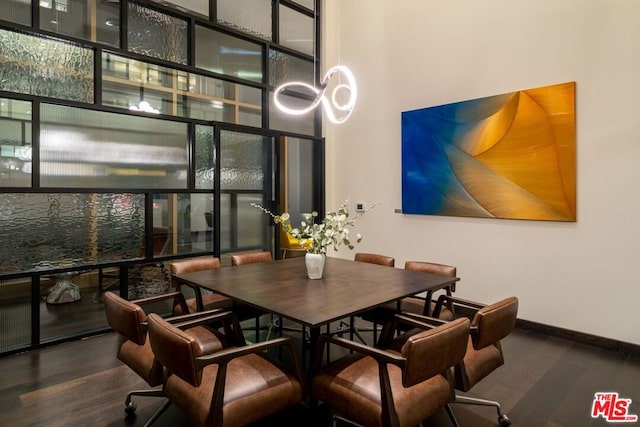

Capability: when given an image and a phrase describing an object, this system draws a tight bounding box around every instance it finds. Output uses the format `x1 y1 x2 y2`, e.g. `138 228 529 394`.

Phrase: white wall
322 0 640 345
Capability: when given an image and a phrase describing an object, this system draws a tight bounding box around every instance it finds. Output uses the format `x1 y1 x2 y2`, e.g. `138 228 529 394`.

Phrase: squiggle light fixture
273 65 358 124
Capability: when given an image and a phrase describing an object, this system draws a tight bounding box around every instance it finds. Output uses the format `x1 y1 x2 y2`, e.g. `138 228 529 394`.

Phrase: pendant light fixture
273 4 357 124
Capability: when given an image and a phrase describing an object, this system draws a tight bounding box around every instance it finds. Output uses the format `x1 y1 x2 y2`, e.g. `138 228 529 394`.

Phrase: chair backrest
231 251 273 266
400 317 469 387
404 261 456 277
147 312 205 387
471 296 518 350
170 257 221 275
354 252 395 267
104 291 147 345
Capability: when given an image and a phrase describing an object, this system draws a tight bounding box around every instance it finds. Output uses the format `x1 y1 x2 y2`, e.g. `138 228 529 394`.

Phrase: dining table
173 255 460 370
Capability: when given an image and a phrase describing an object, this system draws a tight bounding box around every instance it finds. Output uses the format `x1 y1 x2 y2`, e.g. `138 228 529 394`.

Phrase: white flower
252 201 379 254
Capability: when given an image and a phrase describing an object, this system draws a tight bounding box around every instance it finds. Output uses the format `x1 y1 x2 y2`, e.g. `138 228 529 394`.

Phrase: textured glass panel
0 29 94 103
128 3 187 65
0 277 31 353
0 98 32 187
195 124 214 190
148 0 208 18
269 49 314 96
39 0 119 47
0 0 32 26
269 91 315 135
279 5 314 56
236 193 263 248
153 193 213 255
217 0 271 40
220 130 266 190
40 104 188 189
195 25 263 83
0 193 145 274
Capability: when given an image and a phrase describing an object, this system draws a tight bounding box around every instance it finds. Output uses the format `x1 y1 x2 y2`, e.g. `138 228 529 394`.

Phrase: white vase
305 253 326 279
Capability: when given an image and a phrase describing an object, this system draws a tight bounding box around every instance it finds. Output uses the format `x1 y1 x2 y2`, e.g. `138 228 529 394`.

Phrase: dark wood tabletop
173 256 459 328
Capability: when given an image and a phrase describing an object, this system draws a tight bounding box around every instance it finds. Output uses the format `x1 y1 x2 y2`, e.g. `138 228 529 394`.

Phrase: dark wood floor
0 322 638 427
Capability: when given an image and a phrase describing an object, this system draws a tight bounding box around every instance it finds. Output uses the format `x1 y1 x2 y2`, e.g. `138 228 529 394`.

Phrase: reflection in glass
219 193 265 252
195 124 214 190
0 29 94 103
220 130 266 191
290 0 314 10
40 104 188 189
0 193 145 274
195 25 263 83
152 193 213 255
269 91 315 135
236 193 264 248
128 3 187 65
238 107 262 128
0 0 32 26
148 0 208 18
285 137 314 220
39 0 120 47
279 4 314 56
102 53 262 125
217 0 271 40
40 267 110 343
0 98 32 187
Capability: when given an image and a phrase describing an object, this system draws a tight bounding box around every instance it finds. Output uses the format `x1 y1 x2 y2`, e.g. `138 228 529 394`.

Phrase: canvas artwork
401 81 576 221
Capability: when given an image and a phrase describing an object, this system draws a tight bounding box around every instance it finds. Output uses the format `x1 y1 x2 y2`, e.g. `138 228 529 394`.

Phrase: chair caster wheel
499 415 511 426
124 402 137 416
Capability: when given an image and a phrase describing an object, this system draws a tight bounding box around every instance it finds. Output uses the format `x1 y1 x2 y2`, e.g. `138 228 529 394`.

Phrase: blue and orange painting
401 82 576 221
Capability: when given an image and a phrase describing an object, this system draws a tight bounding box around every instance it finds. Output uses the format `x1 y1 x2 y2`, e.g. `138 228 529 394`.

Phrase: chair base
124 389 172 427
452 394 511 426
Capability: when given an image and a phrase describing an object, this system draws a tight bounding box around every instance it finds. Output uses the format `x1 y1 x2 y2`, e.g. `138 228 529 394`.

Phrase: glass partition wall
0 0 322 355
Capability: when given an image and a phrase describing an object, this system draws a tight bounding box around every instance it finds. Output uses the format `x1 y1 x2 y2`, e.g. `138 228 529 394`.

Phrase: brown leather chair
336 252 396 344
401 261 457 319
354 252 395 267
403 296 519 427
103 291 229 425
229 251 276 340
449 296 518 427
169 257 232 314
146 312 305 427
365 261 458 335
230 250 273 266
312 315 470 427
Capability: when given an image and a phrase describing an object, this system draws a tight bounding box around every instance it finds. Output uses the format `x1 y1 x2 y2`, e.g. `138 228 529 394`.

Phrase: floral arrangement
252 201 379 255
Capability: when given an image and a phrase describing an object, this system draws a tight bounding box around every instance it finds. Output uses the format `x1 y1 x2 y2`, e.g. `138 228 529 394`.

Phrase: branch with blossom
252 200 380 255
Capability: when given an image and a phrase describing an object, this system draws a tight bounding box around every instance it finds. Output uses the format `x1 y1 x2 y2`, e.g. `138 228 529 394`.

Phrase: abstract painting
401 82 576 221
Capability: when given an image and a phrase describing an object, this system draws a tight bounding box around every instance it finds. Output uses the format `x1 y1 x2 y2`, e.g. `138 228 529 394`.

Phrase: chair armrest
318 334 406 368
196 336 306 387
376 313 445 348
132 291 189 315
433 295 486 319
395 313 446 328
172 310 245 346
131 291 185 306
170 309 234 328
